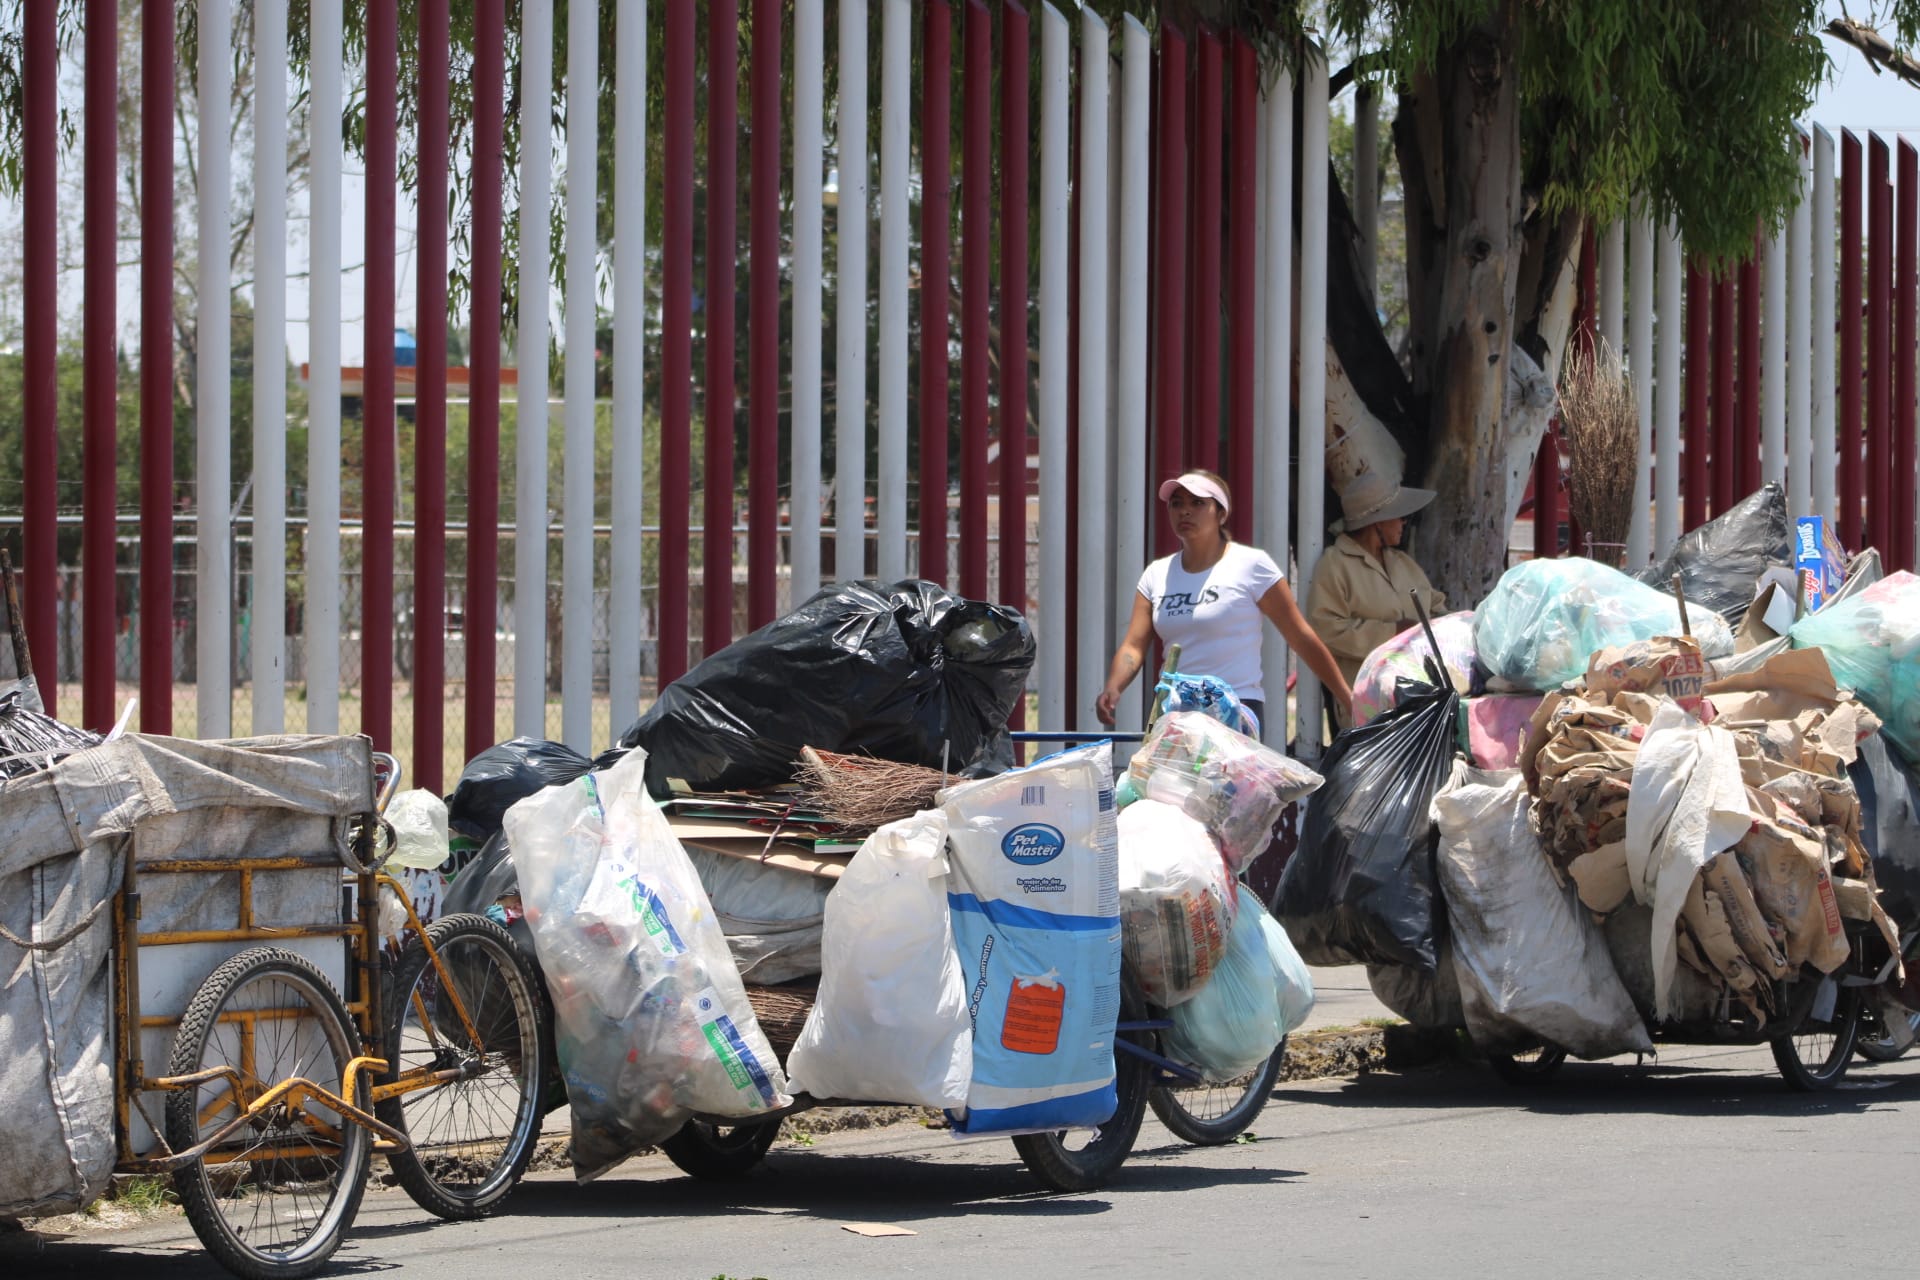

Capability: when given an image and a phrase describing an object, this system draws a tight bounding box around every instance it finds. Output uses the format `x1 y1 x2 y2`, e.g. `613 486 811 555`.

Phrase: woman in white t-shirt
1095 470 1353 730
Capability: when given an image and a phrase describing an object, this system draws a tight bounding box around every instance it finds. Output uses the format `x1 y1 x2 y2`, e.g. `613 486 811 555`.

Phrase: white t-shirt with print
1135 542 1284 703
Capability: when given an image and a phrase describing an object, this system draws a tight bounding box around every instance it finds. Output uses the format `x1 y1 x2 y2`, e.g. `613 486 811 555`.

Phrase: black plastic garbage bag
440 829 536 955
1272 684 1460 972
1634 482 1790 624
1849 732 1920 932
619 579 1034 794
445 737 593 841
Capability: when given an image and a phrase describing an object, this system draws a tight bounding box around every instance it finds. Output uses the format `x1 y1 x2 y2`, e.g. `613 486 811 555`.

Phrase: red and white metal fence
3 5 1918 790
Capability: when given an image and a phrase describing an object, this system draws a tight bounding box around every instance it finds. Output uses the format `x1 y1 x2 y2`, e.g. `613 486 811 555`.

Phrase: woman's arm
1095 593 1157 726
1258 580 1355 721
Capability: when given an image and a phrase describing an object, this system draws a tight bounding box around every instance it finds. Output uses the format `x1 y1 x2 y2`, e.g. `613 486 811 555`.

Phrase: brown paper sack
1738 820 1850 974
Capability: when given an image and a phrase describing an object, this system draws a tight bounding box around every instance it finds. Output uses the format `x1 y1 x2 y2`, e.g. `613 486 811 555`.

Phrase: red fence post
1841 129 1865 550
466 0 504 763
1684 262 1711 533
21 0 57 711
704 0 739 659
659 2 695 686
1226 36 1257 545
413 0 449 792
1152 24 1189 557
1711 273 1736 517
1738 232 1762 501
999 2 1030 634
1898 139 1919 574
82 0 117 733
960 0 991 600
1868 133 1894 558
748 0 782 630
919 2 954 589
1186 30 1223 475
140 0 173 733
363 0 397 752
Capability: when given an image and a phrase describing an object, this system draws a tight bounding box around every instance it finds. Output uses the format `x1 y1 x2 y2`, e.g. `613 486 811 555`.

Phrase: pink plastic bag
1462 694 1544 771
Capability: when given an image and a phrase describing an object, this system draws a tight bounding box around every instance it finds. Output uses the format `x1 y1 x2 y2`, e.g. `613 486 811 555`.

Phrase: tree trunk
1415 8 1530 607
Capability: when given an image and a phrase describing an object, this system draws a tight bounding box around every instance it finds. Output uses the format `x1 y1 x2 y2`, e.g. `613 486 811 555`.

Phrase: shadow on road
1276 1057 1920 1121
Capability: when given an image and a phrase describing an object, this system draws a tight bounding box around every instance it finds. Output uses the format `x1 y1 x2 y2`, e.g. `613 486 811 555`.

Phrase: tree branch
1824 18 1920 89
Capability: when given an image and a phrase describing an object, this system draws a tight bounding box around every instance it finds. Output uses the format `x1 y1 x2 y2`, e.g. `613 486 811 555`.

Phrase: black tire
1488 1044 1569 1087
1773 983 1862 1091
1855 1007 1920 1063
166 947 372 1280
377 914 549 1220
1148 1040 1285 1145
1012 989 1153 1193
660 1118 782 1180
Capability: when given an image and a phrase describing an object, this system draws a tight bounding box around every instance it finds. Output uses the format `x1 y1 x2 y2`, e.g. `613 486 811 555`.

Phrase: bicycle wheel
1148 1040 1285 1145
1855 1007 1920 1063
377 914 549 1220
1772 984 1862 1091
165 947 372 1280
1012 989 1153 1193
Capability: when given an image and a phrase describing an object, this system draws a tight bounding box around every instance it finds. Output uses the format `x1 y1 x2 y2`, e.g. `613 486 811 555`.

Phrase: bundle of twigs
793 746 949 835
1558 338 1642 566
0 691 101 780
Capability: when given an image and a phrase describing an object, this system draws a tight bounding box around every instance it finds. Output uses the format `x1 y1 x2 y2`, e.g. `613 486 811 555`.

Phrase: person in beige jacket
1306 472 1448 729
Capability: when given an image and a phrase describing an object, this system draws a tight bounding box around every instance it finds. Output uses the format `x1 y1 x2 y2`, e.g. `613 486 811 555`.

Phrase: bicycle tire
377 913 550 1220
165 947 372 1280
1012 988 1152 1193
1772 984 1862 1092
1148 1040 1285 1145
1855 1007 1920 1063
1488 1044 1568 1087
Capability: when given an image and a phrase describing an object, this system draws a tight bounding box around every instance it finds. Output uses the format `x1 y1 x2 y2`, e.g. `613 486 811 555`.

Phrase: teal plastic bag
1790 570 1920 764
1164 885 1315 1081
1473 557 1732 692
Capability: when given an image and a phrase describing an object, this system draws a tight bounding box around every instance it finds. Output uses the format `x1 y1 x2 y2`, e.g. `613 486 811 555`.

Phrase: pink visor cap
1157 472 1231 515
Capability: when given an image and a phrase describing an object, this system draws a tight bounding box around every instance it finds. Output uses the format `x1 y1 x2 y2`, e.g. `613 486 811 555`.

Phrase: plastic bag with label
1790 570 1920 763
1125 712 1324 871
505 747 791 1181
1116 799 1236 1007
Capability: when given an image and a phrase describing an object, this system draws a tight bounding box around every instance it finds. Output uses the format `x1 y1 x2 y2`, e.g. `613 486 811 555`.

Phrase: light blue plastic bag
1473 557 1733 692
941 742 1122 1135
1164 884 1315 1082
1790 570 1920 763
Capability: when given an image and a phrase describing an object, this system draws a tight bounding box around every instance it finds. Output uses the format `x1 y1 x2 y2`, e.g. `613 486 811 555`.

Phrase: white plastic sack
685 845 832 984
1116 799 1236 1006
1434 773 1652 1058
1623 703 1752 1021
1164 884 1315 1081
505 748 791 1181
941 741 1122 1135
385 788 451 869
785 811 972 1108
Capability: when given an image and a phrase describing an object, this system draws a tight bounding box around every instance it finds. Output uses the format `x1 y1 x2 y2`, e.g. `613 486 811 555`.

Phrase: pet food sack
785 810 973 1108
940 742 1122 1135
1117 799 1237 1006
506 748 791 1181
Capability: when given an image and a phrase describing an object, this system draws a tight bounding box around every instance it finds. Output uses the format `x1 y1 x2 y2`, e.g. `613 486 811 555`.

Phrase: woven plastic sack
1353 611 1479 727
1790 570 1920 764
1156 672 1259 736
940 741 1122 1135
1473 557 1733 693
1117 799 1236 1006
505 747 791 1181
1164 884 1316 1081
1125 712 1324 871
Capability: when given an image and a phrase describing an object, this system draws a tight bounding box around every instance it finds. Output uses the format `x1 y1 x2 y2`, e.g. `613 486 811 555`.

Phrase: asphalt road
13 1043 1918 1280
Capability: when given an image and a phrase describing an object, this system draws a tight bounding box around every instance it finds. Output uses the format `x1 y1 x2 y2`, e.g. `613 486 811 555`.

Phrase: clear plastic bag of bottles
504 748 791 1181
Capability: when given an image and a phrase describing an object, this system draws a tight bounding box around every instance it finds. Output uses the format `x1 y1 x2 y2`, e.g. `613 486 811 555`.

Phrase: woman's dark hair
1185 467 1232 541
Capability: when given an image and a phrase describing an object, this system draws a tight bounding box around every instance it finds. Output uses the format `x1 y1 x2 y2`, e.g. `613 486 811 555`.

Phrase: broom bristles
793 746 950 834
1558 337 1641 563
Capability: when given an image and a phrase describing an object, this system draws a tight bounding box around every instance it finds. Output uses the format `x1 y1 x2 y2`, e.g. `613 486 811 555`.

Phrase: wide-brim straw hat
1336 472 1436 531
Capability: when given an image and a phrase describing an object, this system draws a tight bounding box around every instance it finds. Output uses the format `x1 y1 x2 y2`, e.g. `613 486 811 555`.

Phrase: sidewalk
1300 964 1397 1033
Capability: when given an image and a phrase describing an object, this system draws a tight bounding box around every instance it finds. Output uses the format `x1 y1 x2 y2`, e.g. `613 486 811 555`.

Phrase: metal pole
143 0 176 733
703 0 738 660
1038 1 1069 736
751 0 787 620
1186 30 1223 475
1814 128 1839 524
363 0 396 750
1296 46 1330 760
469 0 507 760
1000 1 1031 635
1654 219 1683 554
1152 24 1189 557
198 0 234 738
416 0 450 785
1076 6 1112 738
1627 206 1655 567
791 0 826 601
1788 137 1813 522
1226 36 1257 542
658 1 693 685
1111 17 1151 733
959 0 991 600
918 2 954 590
82 0 117 734
1257 64 1295 752
835 0 870 582
874 0 910 588
21 0 57 715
